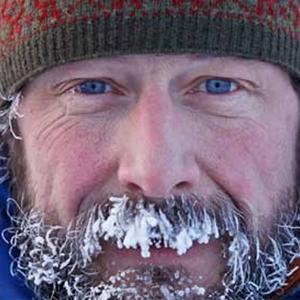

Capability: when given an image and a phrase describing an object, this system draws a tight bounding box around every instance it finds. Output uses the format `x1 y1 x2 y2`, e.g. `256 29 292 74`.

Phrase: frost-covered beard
4 193 300 300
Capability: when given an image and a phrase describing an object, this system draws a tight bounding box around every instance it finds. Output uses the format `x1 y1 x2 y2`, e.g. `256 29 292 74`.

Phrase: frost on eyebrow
3 195 300 300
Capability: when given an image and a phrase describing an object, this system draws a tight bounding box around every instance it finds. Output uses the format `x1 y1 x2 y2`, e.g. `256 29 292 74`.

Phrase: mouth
101 236 227 266
99 236 227 287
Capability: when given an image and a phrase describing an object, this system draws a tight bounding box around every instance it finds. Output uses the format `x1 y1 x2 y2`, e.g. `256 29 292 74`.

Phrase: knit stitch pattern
0 0 300 94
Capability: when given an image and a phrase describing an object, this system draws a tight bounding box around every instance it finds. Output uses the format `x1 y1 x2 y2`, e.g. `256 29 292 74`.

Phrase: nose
117 90 199 198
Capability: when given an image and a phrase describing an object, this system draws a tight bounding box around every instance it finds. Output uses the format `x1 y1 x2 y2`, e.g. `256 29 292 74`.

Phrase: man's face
13 54 300 298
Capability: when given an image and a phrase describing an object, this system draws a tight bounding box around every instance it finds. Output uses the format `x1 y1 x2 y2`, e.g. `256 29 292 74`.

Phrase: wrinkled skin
16 54 299 294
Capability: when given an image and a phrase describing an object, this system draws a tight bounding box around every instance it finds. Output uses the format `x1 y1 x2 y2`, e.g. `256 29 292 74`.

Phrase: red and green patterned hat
0 0 300 95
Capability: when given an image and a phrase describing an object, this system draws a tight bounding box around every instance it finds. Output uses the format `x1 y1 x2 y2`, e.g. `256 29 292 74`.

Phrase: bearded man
1 0 300 299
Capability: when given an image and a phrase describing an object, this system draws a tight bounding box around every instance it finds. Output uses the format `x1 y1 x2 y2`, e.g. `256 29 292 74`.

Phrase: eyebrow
100 53 214 63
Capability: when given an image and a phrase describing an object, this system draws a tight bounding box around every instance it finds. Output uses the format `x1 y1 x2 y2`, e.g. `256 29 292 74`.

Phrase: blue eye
200 79 237 95
77 81 112 95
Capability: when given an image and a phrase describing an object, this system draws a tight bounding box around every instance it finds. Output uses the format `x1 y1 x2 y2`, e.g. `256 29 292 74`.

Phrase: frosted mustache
78 194 244 265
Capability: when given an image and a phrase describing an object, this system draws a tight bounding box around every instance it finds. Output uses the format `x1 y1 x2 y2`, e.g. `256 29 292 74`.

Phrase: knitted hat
0 0 300 96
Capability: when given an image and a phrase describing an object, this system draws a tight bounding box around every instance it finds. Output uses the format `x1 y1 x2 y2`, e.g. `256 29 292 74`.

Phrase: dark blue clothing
282 286 300 299
0 183 33 300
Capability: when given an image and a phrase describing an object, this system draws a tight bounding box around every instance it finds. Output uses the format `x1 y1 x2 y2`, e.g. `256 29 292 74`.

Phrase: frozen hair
4 194 300 300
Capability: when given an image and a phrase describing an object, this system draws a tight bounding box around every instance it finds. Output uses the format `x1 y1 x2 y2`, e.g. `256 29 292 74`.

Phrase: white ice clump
172 229 193 255
81 195 227 259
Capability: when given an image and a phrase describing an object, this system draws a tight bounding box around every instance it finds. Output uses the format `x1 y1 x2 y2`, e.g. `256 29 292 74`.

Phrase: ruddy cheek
53 144 119 224
207 129 270 202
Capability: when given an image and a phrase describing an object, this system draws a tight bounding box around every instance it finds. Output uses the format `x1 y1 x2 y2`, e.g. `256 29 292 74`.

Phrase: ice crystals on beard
82 195 227 259
101 196 128 242
172 229 193 255
81 207 104 267
9 194 300 300
6 208 74 287
123 202 159 258
227 232 251 287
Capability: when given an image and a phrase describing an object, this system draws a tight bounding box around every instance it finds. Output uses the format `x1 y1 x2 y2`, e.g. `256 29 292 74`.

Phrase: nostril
126 182 143 193
174 181 192 191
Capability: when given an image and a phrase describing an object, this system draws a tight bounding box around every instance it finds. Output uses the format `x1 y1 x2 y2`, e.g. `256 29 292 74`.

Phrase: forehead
29 54 290 87
43 53 280 71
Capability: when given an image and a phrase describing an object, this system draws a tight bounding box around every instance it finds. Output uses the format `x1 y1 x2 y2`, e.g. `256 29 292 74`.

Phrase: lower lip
100 239 227 288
